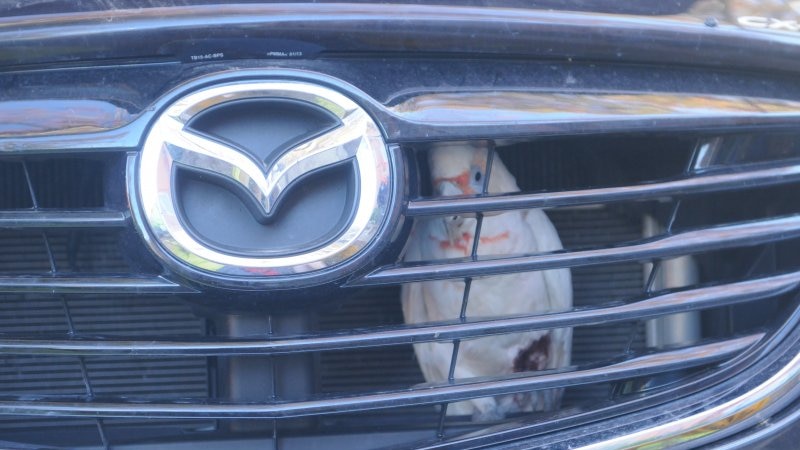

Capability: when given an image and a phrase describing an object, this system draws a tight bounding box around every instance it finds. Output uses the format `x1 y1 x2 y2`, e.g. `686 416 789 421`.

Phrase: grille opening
497 137 694 192
314 288 425 393
413 136 695 198
316 286 404 329
316 345 423 394
45 230 129 273
24 157 105 208
700 239 800 338
672 183 800 231
0 295 72 334
0 154 138 279
549 206 645 249
703 289 800 343
0 230 133 275
699 132 800 169
0 231 51 274
659 238 800 292
0 355 209 398
0 294 206 336
0 355 87 395
84 356 209 397
65 295 208 336
0 161 32 209
0 154 125 213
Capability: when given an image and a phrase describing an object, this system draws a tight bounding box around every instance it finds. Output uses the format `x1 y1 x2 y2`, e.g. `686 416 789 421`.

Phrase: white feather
401 142 572 419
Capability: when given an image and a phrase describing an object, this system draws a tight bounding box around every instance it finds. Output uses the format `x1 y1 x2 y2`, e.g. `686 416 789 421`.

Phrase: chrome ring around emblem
135 80 392 283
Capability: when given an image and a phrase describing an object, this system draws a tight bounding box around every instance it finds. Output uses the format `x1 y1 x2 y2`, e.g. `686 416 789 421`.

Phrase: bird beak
435 180 463 197
434 181 467 244
436 177 505 217
444 214 465 245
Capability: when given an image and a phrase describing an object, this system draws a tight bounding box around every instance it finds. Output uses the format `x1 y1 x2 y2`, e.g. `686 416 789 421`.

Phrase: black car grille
2 84 800 448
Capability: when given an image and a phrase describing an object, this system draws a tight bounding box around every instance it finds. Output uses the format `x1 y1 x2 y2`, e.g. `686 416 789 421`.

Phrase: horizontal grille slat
0 271 793 356
405 161 800 216
355 214 800 285
0 276 195 294
0 334 760 419
0 210 129 229
387 91 800 141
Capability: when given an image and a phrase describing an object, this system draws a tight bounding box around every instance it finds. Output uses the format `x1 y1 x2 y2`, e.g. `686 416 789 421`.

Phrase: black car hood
1 0 703 17
2 1 800 74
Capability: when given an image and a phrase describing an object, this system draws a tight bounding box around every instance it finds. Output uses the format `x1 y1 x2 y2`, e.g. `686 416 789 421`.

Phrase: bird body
401 142 572 420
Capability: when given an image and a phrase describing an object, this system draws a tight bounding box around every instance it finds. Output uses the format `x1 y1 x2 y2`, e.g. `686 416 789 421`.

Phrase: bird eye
474 171 482 182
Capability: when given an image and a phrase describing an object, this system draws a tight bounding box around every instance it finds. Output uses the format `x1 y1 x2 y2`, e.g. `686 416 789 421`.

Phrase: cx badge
134 79 394 288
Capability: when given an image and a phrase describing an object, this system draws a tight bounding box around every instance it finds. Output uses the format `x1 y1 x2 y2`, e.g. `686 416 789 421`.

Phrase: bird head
427 141 520 197
425 142 522 250
428 141 489 198
426 142 490 248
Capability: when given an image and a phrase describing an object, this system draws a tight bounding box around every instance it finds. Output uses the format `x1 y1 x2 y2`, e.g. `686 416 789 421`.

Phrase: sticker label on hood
738 16 800 32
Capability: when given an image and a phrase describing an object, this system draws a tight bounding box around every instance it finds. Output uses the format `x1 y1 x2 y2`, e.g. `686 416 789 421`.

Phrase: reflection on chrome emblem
135 80 392 284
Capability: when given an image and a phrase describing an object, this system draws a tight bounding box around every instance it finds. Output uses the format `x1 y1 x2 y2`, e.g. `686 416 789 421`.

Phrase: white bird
401 142 573 420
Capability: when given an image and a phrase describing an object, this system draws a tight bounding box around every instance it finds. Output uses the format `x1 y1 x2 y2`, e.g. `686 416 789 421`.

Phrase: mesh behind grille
0 157 212 445
316 287 426 393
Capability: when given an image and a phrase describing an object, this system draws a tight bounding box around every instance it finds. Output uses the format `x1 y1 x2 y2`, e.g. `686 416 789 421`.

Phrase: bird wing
522 208 573 369
400 221 450 383
399 222 426 323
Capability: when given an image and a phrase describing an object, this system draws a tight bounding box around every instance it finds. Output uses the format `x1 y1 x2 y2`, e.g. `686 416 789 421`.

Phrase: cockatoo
401 142 572 421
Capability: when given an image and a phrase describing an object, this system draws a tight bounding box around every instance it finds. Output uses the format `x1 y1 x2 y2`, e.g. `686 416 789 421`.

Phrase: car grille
3 74 800 448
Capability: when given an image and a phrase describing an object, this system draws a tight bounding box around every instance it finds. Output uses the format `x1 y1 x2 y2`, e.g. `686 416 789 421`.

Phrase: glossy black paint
1 2 800 75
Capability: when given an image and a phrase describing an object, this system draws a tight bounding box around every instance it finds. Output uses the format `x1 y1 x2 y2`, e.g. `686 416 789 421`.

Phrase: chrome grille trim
0 100 134 139
4 88 800 153
577 341 800 450
0 334 761 419
356 214 800 285
0 128 140 154
0 272 794 356
0 276 194 294
387 92 800 141
0 211 128 229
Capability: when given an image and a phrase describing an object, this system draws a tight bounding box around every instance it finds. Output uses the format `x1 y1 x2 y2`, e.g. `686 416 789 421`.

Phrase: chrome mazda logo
134 79 393 286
